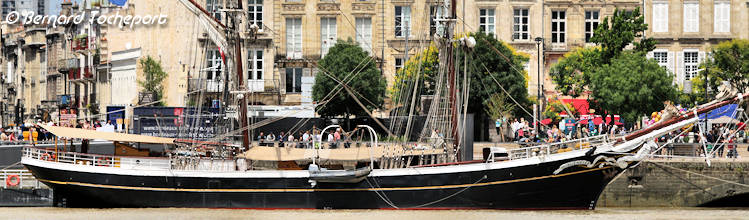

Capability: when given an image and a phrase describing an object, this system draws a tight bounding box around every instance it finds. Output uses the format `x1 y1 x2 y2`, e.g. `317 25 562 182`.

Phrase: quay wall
0 189 51 207
598 159 749 207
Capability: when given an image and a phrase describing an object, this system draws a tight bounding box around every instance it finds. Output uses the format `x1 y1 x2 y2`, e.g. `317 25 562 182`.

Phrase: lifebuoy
97 157 111 166
41 153 55 161
6 175 20 187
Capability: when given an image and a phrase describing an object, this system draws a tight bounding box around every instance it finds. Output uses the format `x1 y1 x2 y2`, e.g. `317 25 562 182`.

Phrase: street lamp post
704 64 709 133
535 37 543 133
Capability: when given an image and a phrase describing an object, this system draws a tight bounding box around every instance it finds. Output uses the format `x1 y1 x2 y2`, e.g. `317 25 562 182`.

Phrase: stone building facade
1 0 749 125
644 0 749 91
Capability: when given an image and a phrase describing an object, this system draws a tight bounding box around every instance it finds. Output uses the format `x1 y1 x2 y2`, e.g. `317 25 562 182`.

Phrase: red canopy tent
614 115 624 125
540 118 552 125
558 99 591 116
593 116 603 125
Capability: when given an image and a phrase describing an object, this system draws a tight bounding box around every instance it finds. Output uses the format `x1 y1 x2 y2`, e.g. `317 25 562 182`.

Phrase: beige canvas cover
240 146 445 161
40 124 175 144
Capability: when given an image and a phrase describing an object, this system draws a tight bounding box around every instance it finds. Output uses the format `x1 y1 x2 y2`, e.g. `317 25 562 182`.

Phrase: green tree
138 56 168 106
543 96 577 123
485 93 514 142
591 7 655 62
313 39 387 117
485 93 514 122
390 45 439 104
549 47 602 97
553 8 655 97
701 39 749 94
589 53 679 122
461 32 531 118
550 7 677 123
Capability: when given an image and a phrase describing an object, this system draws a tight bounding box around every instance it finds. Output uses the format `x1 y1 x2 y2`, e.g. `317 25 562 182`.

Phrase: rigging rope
480 64 551 130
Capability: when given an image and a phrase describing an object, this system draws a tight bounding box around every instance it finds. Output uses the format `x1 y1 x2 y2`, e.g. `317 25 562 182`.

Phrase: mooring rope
650 162 749 188
364 175 488 209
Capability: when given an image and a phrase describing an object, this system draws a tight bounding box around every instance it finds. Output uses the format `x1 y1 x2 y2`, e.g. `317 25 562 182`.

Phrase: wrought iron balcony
188 78 223 93
58 58 79 72
68 67 93 81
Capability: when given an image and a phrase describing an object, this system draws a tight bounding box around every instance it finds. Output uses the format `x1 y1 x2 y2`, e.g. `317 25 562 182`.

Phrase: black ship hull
23 153 623 209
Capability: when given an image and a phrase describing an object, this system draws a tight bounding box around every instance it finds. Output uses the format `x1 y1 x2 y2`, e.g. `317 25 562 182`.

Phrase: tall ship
18 0 747 209
20 93 747 209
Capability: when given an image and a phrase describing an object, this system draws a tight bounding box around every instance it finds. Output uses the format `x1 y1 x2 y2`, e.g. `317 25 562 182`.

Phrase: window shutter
286 19 293 59
652 5 659 32
662 4 669 32
404 7 411 36
684 3 699 33
281 69 287 93
714 4 720 33
720 3 730 33
698 51 706 64
683 5 689 32
677 52 684 85
647 51 654 59
667 51 675 75
295 19 302 59
653 3 669 33
692 4 699 33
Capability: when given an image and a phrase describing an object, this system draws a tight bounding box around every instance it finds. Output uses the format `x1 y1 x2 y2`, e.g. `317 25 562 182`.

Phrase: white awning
710 116 740 124
40 125 175 144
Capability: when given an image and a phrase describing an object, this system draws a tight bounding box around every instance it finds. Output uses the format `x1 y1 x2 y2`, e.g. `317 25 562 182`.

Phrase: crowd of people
0 123 53 143
256 127 364 149
498 114 747 159
657 123 746 159
0 119 118 143
504 117 630 144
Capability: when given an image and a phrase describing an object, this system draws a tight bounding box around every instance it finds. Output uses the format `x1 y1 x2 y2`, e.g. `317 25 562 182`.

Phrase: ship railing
254 140 379 149
508 135 612 160
22 147 171 170
254 140 447 150
0 169 42 189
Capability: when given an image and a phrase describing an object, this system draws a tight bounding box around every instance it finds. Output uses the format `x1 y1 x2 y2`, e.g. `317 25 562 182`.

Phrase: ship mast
180 0 249 149
446 0 460 160
229 0 250 150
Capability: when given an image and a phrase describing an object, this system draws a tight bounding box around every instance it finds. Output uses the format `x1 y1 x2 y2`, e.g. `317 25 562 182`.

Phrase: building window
356 17 373 53
684 51 698 80
2 0 16 19
286 18 302 59
551 10 566 43
584 10 599 43
653 51 668 69
652 2 669 33
206 0 222 21
395 6 411 37
714 2 730 33
286 68 303 93
206 49 223 81
321 17 337 58
37 0 44 15
247 0 263 30
683 3 699 33
247 49 263 80
395 58 404 73
479 8 495 35
513 8 529 40
430 5 445 36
